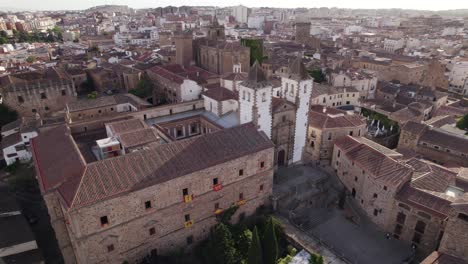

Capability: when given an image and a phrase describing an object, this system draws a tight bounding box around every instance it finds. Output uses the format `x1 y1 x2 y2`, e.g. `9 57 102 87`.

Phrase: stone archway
277 149 286 166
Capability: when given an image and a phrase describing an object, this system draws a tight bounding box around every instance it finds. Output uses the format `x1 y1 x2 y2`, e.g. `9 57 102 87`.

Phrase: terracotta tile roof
241 61 269 89
308 109 366 129
42 123 273 210
396 184 452 219
401 121 427 136
419 126 468 154
222 72 247 81
31 125 86 194
425 115 458 128
335 136 412 186
202 86 237 101
118 128 160 149
406 158 456 193
106 119 147 135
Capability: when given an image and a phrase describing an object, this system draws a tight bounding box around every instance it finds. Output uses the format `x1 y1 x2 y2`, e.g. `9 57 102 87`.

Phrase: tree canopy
262 217 278 264
247 226 263 264
308 69 326 83
456 114 468 131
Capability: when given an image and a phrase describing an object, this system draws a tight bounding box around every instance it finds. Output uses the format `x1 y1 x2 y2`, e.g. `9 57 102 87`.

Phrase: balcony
183 194 193 203
184 220 194 228
212 183 223 192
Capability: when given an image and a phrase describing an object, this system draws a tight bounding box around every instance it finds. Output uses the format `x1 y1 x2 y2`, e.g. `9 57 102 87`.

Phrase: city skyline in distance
0 0 468 12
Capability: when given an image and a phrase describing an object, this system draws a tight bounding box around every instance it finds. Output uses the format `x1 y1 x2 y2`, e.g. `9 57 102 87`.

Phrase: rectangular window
239 169 244 176
183 188 188 196
412 232 422 244
213 178 218 185
373 193 378 198
107 244 114 252
260 161 265 168
394 224 403 235
185 214 190 222
186 235 194 245
259 184 264 191
145 201 152 209
396 212 406 224
214 203 219 210
100 216 109 226
373 209 378 216
415 221 426 234
18 96 24 103
40 92 47 99
239 193 244 200
149 227 156 235
61 90 66 96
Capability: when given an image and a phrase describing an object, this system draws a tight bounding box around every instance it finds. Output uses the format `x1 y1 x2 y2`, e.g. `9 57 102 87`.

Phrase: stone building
87 63 142 94
32 123 275 264
332 136 468 257
65 94 151 123
332 136 413 229
294 22 321 49
305 106 366 164
329 69 378 99
238 58 313 165
398 121 468 167
174 31 193 68
310 83 360 108
195 39 251 75
147 64 218 104
437 201 468 262
0 68 77 117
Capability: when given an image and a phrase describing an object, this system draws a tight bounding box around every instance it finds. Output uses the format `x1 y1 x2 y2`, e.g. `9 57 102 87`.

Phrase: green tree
26 56 36 63
456 114 468 130
308 69 325 83
262 217 278 264
129 78 153 99
236 228 252 260
309 253 324 264
241 38 265 65
247 226 263 264
211 223 241 264
0 104 18 129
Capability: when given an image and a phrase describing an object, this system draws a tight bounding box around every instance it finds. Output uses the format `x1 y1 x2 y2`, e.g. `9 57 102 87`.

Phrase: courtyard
274 165 413 264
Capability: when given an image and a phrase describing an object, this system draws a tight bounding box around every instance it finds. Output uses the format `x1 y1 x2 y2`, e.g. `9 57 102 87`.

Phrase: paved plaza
274 165 413 264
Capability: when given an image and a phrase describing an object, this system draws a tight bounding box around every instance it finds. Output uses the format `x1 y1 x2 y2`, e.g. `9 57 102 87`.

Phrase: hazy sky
0 0 467 11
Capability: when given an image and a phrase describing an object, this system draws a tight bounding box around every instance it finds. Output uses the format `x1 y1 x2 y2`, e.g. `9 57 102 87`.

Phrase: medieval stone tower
239 61 273 139
295 22 311 44
279 57 313 163
174 30 193 68
207 16 225 41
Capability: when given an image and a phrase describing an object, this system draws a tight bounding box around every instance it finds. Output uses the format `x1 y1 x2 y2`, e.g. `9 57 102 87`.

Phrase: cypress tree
262 217 278 264
247 226 263 264
212 223 240 264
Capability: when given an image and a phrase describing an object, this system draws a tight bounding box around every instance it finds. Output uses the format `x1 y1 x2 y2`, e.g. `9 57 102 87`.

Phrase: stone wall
3 81 77 117
61 148 274 264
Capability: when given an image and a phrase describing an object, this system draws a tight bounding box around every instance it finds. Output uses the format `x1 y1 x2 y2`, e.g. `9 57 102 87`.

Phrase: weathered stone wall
3 81 77 117
62 148 274 264
439 209 468 262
